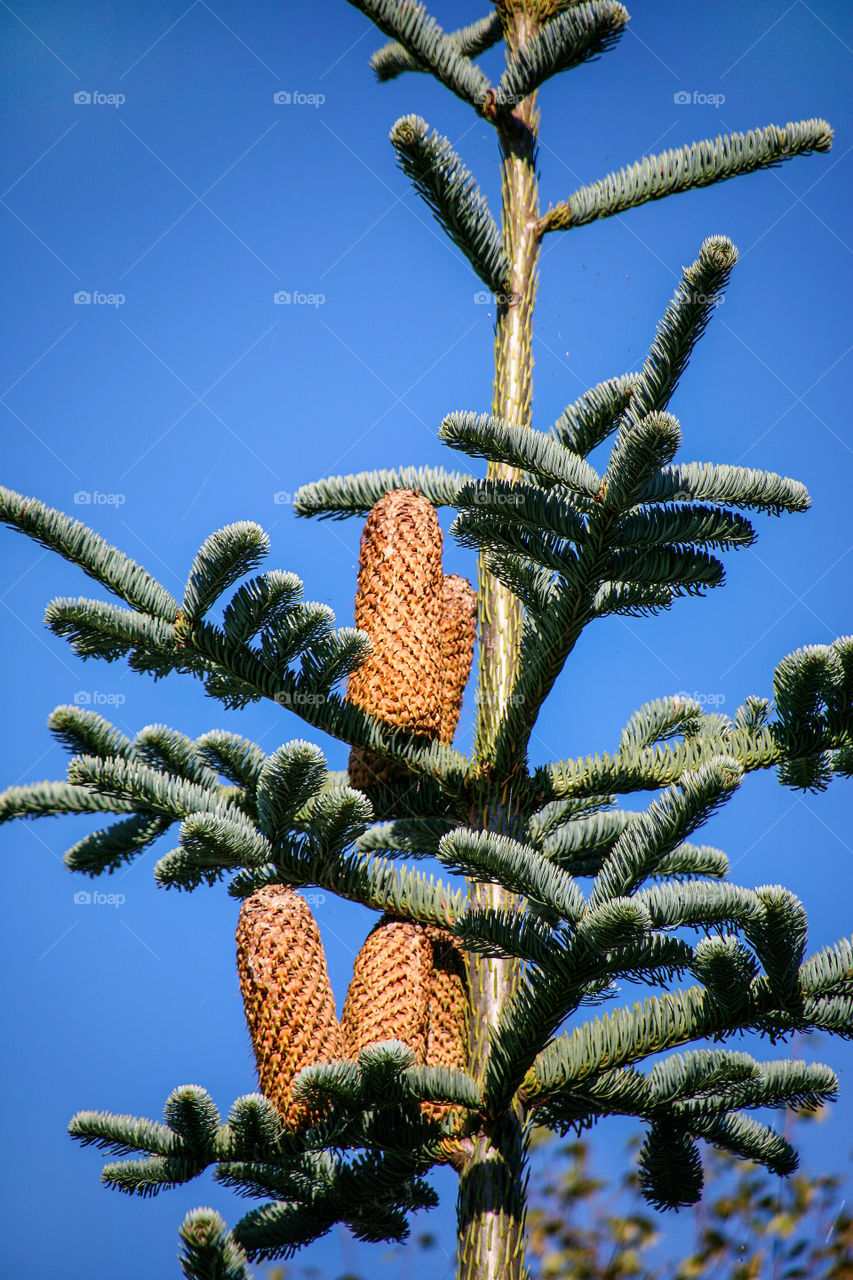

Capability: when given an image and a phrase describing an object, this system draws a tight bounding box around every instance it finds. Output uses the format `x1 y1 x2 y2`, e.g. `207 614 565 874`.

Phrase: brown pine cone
236 886 341 1130
341 916 469 1131
340 916 433 1060
438 574 478 744
347 488 444 736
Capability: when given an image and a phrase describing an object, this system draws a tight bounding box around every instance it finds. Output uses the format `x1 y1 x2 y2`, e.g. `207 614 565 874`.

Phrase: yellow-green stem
463 4 543 1278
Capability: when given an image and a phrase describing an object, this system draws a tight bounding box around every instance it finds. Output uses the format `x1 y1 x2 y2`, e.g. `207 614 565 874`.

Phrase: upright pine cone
347 489 444 788
424 925 469 1074
236 886 341 1130
341 916 469 1128
438 574 478 744
340 916 433 1059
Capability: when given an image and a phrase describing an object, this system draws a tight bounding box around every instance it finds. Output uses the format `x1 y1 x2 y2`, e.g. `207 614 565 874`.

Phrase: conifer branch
344 0 491 110
543 674 851 797
495 2 629 109
390 116 509 293
438 828 585 922
178 1210 253 1280
690 1112 797 1177
154 814 274 891
66 755 256 829
69 1109 184 1158
524 954 853 1106
601 411 683 509
39 569 468 790
549 373 638 456
0 485 179 619
589 758 742 906
227 848 466 929
452 510 579 577
0 780 137 823
294 464 470 520
623 238 738 425
182 524 270 625
638 460 810 514
222 572 303 645
440 410 602 496
455 477 587 545
614 504 756 551
454 906 563 967
197 731 267 791
637 1122 703 1209
371 12 502 81
617 696 707 751
773 639 852 790
134 725 222 788
539 119 833 231
65 812 173 876
355 816 455 859
44 597 180 665
50 704 136 759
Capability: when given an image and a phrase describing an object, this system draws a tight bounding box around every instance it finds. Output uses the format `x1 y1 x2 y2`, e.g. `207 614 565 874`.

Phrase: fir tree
1 4 851 1280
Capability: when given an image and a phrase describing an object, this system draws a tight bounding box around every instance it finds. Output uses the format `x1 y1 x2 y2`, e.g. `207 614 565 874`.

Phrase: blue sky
1 1 851 1277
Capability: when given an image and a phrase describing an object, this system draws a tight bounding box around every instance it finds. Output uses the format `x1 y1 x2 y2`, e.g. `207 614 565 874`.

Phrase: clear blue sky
1 2 851 1277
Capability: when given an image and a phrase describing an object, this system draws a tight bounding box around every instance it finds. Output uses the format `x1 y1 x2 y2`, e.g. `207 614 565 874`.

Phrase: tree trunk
462 3 541 1275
